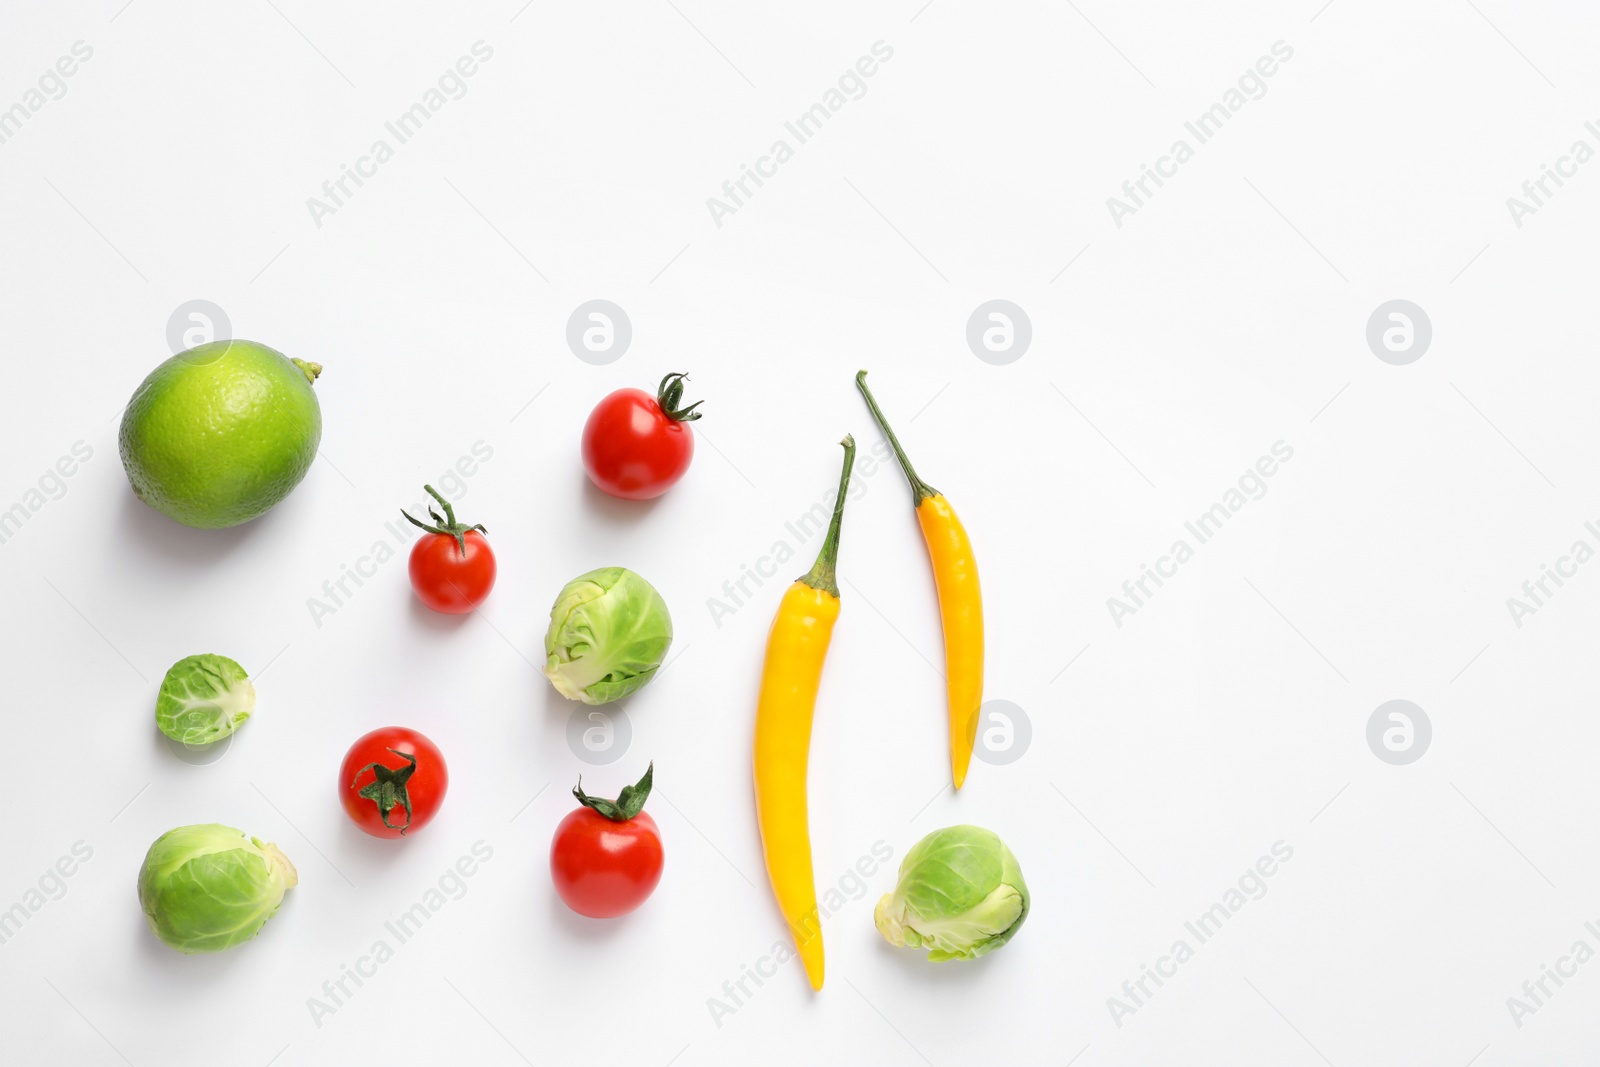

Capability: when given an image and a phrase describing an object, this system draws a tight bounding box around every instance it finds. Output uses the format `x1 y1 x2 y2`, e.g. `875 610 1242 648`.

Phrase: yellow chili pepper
753 434 856 992
856 371 984 789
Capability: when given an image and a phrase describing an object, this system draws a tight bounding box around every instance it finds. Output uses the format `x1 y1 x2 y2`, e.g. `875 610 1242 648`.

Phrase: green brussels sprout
155 654 255 747
874 825 1029 962
137 824 297 954
543 567 673 705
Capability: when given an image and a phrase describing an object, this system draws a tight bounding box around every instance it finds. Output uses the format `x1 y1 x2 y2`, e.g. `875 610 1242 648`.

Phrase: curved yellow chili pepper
754 434 856 992
856 371 984 789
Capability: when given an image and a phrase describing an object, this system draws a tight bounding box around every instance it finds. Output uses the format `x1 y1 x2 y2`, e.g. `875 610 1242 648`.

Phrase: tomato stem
855 370 938 506
401 484 487 557
657 372 704 422
354 748 418 834
574 762 654 822
799 435 856 598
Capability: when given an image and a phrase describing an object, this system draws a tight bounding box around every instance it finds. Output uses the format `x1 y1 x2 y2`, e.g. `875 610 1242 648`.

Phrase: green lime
119 340 323 529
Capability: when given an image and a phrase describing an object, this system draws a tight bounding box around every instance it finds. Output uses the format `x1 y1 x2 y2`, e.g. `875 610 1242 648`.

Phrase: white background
1 0 1597 1064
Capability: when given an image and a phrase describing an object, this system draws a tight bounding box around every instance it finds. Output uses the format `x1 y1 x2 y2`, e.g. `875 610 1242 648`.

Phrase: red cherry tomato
402 485 495 613
409 530 495 613
582 373 702 500
340 727 448 839
551 764 664 917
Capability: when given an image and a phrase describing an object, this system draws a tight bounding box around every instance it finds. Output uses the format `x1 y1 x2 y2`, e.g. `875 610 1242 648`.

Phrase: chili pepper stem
855 371 939 505
798 435 856 598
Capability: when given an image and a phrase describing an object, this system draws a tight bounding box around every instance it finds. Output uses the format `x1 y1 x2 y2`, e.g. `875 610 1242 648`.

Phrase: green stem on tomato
656 372 704 422
401 484 487 557
573 762 654 822
354 749 417 833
